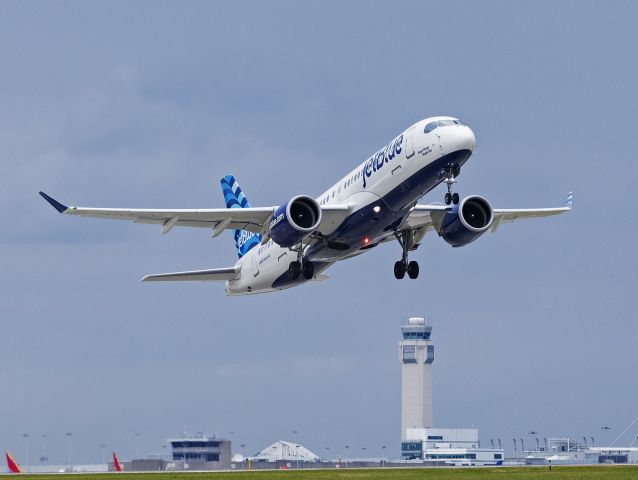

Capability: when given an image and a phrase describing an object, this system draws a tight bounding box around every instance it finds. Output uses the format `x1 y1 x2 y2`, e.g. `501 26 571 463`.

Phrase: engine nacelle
269 195 322 247
440 195 493 247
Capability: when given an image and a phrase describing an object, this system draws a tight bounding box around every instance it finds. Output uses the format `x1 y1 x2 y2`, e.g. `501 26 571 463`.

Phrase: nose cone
456 125 476 152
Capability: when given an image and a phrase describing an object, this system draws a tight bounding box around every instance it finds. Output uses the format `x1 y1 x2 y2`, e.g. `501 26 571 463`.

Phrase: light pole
240 444 246 470
22 434 29 473
382 446 386 466
345 445 349 468
100 444 107 465
324 446 330 465
135 432 141 459
66 432 72 469
41 434 48 465
291 430 300 469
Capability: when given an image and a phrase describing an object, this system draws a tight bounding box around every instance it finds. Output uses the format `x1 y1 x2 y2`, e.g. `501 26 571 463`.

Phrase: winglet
39 191 68 213
565 191 574 209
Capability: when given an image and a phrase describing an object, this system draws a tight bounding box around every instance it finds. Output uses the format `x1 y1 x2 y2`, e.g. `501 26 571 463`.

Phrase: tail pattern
220 175 262 258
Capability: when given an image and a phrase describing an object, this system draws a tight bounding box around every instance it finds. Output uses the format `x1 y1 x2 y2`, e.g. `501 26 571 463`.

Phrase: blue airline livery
40 116 572 295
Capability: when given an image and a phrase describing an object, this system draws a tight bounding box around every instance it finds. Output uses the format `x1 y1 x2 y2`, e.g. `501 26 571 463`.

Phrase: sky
1 0 638 467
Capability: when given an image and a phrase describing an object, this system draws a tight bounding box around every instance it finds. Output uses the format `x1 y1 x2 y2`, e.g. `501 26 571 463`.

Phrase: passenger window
424 122 437 133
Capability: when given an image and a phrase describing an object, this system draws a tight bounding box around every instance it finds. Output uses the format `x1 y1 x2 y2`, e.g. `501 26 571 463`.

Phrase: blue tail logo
220 175 262 258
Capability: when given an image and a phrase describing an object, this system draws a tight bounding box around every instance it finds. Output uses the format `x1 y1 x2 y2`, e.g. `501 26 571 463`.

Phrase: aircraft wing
39 192 350 236
489 192 573 232
400 192 573 239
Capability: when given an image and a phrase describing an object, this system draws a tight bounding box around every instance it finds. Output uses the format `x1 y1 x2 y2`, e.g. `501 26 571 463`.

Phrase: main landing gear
394 231 419 280
443 163 461 205
288 244 315 280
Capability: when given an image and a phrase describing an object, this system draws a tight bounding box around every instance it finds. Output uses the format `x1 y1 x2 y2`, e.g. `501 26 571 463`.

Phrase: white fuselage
226 116 476 295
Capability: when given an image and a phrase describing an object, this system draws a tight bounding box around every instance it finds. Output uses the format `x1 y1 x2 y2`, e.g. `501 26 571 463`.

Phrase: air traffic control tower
399 317 434 441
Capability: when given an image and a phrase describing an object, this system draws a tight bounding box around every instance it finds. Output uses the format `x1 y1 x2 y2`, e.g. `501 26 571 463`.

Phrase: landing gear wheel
288 261 301 279
394 260 406 279
445 192 452 205
302 261 315 280
407 261 419 279
452 192 460 205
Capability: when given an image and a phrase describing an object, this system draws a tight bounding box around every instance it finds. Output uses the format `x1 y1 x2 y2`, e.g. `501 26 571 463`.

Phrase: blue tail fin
220 175 262 258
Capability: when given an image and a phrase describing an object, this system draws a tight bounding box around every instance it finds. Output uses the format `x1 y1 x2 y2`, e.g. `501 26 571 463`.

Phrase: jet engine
269 195 322 247
440 195 493 247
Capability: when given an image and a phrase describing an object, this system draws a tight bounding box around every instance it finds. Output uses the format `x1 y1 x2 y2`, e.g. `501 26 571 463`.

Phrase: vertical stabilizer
220 175 262 258
112 452 123 472
6 452 22 474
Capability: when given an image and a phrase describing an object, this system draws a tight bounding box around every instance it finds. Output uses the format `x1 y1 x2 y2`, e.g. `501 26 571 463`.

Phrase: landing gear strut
288 243 314 280
394 231 419 280
443 163 461 205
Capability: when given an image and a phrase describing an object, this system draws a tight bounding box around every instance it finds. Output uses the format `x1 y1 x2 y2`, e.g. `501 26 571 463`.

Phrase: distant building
404 427 503 465
251 440 320 463
166 434 231 470
523 438 638 465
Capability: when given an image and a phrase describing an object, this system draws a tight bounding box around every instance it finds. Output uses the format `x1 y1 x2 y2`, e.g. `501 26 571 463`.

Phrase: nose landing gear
394 231 420 280
443 164 461 205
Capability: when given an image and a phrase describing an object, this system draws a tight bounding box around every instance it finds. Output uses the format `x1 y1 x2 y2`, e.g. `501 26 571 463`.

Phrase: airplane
5 452 22 474
40 116 572 296
112 452 123 472
528 431 538 435
601 426 612 430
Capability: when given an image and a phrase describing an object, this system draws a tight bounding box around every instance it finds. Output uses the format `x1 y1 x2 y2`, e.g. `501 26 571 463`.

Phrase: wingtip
565 191 574 209
39 191 68 213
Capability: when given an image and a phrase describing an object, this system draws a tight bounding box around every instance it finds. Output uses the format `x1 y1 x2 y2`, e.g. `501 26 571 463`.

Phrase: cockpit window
424 122 437 133
437 119 457 127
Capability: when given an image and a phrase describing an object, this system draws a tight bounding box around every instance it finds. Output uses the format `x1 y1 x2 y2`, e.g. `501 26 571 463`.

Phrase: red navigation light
363 237 370 244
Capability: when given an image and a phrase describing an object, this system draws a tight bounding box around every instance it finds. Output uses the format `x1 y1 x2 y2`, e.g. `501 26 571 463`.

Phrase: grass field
6 466 638 480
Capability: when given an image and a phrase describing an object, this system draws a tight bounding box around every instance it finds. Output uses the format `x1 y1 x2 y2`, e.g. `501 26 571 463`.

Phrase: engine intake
440 195 493 247
269 195 322 247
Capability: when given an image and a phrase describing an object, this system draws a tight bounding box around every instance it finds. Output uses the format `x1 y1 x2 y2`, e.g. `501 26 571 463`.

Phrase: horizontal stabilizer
141 266 240 282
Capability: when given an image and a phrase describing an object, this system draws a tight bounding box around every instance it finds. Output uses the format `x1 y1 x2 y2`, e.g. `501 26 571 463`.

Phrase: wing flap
141 266 240 282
